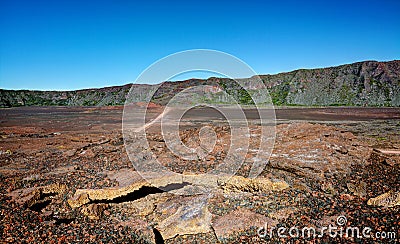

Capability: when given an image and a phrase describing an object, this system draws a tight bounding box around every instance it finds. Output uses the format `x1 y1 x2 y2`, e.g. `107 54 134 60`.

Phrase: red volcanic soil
0 106 399 243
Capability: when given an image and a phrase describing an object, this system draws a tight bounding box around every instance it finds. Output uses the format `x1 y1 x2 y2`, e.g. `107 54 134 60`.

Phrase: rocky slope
262 60 400 106
1 60 399 107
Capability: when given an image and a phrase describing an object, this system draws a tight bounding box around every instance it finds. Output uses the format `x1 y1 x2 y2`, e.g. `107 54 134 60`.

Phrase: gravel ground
0 107 399 243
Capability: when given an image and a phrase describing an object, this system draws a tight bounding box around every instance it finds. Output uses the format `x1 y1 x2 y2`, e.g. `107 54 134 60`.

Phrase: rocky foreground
0 107 399 243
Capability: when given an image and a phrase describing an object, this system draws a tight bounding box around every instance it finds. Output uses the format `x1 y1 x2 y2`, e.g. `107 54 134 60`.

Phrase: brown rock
103 168 143 187
156 196 212 240
80 203 108 220
212 209 277 240
8 183 67 207
64 149 76 157
367 190 400 207
218 176 289 193
347 181 367 197
270 123 370 183
268 207 297 220
68 193 90 208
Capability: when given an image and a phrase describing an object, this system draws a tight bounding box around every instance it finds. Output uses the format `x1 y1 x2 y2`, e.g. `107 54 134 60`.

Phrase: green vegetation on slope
1 60 399 107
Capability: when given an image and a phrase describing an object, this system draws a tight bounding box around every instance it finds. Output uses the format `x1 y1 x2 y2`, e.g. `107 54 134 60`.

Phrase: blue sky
1 0 399 90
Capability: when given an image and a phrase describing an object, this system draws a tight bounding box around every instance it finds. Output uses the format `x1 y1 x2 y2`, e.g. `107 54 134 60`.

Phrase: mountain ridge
1 60 399 107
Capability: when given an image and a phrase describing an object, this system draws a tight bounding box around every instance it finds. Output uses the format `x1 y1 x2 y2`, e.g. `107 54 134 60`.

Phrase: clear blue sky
1 0 399 91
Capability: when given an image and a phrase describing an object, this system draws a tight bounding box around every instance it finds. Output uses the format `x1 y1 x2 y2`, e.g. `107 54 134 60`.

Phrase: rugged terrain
1 60 399 107
0 106 399 243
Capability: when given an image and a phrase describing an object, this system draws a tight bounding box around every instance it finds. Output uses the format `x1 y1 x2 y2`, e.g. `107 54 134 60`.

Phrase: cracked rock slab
68 172 290 209
67 174 182 208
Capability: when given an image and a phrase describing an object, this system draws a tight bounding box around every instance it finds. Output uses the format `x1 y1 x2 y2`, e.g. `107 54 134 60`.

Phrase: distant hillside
1 60 399 107
261 60 400 106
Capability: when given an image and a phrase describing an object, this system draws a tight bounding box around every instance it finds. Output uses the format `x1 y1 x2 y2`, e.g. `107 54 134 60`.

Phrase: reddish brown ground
0 106 399 243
